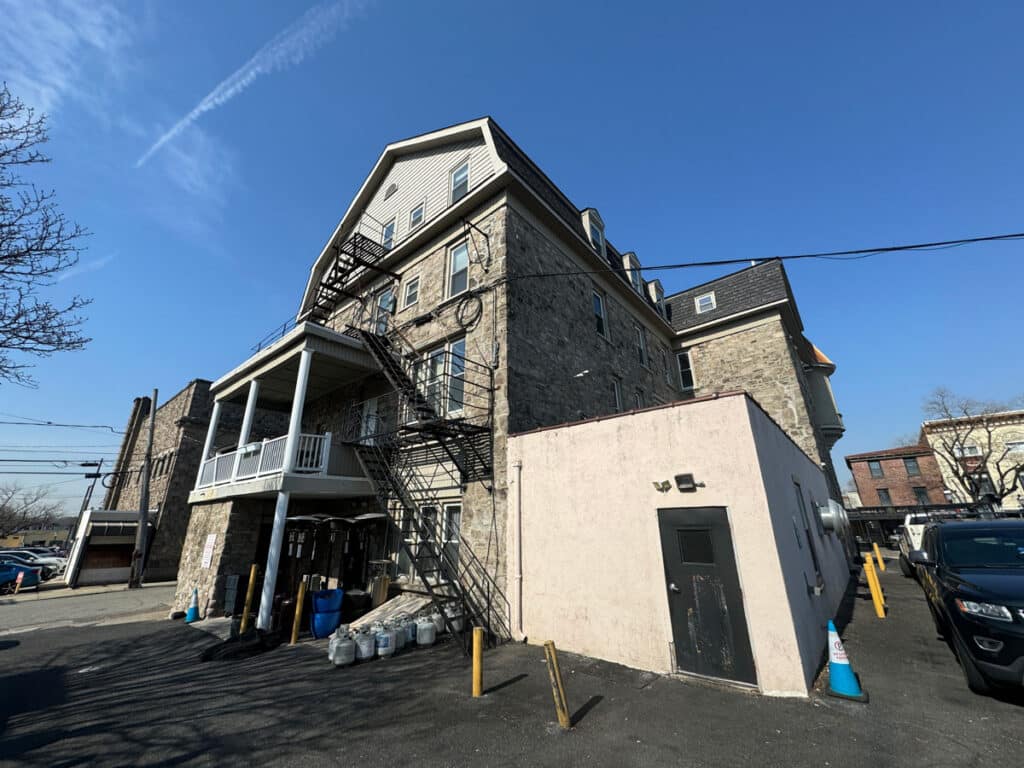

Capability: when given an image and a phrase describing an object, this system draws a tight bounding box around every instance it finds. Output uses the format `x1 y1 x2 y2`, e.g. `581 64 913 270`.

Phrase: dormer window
623 253 642 293
647 280 666 316
695 292 716 314
450 161 470 204
582 209 606 259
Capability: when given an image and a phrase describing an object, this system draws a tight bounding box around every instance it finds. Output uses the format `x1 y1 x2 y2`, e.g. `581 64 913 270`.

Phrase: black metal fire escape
348 325 505 653
306 233 394 325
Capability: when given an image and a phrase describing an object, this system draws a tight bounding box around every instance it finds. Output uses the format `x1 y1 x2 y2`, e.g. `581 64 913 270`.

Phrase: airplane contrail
135 0 365 168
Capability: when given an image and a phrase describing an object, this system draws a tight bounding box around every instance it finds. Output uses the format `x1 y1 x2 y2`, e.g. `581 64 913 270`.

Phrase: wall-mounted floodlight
675 474 704 492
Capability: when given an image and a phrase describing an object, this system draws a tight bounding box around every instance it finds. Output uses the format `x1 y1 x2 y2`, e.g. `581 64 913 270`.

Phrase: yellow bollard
864 553 886 619
544 640 571 730
290 579 308 645
472 626 484 697
240 564 258 635
872 543 887 571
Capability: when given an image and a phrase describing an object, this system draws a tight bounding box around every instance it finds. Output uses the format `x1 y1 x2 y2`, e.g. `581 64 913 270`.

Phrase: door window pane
678 529 715 564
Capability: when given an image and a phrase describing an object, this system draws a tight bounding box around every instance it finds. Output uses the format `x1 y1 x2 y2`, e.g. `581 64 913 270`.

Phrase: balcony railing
195 432 342 489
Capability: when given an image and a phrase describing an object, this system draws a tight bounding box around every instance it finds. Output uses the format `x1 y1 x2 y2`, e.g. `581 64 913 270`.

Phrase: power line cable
0 420 123 433
504 230 1024 280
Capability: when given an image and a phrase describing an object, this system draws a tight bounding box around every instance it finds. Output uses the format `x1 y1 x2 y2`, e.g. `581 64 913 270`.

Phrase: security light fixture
653 481 672 493
675 473 704 492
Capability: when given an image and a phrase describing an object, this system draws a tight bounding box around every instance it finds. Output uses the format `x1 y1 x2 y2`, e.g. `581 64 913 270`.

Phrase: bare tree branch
0 483 62 538
0 83 91 386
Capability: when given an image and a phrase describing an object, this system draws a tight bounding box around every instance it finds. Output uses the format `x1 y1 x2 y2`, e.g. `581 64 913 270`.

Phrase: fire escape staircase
351 328 503 652
307 233 393 324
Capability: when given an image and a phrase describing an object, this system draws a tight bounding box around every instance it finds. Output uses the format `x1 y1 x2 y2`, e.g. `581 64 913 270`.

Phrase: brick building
173 118 848 691
104 380 285 582
844 444 946 508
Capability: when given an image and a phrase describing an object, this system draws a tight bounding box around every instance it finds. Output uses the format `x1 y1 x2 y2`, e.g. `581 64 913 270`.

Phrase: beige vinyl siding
362 138 494 246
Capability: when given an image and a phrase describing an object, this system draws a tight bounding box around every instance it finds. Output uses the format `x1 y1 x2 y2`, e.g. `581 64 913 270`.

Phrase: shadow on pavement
483 672 527 695
571 694 603 726
0 667 67 735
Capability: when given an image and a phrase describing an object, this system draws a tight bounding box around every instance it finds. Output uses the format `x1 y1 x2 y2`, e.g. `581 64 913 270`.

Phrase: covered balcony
188 322 378 504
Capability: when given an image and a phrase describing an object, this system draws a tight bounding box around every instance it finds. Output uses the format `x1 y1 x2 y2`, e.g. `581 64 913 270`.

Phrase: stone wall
682 314 826 467
106 380 287 583
174 497 272 614
504 202 679 434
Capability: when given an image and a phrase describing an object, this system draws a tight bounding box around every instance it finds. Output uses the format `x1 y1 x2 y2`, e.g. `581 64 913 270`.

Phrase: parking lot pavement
0 563 1021 768
0 583 175 635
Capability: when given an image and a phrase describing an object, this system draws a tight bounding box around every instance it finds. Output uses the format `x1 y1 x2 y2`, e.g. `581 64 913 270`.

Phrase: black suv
910 520 1024 694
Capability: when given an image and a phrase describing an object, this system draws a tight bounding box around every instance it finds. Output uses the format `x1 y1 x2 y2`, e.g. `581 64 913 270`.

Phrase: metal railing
195 432 338 489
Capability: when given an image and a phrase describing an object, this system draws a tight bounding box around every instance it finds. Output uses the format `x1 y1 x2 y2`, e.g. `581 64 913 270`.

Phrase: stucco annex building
173 118 851 695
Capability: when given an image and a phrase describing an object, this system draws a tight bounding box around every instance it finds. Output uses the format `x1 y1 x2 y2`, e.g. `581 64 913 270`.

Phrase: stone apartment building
174 118 847 653
104 380 284 582
845 444 947 508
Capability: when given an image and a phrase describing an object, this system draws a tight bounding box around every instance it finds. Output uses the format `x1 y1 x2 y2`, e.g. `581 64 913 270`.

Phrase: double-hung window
450 161 469 204
877 488 893 506
373 287 394 334
677 350 695 392
904 457 921 476
382 218 396 251
634 389 644 409
409 203 425 230
593 291 608 338
447 338 466 413
403 276 420 308
611 379 622 412
913 487 930 505
868 460 884 478
449 241 469 297
634 324 648 367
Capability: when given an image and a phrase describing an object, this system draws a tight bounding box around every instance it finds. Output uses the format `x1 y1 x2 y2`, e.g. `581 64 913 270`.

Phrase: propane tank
431 611 445 634
404 617 416 645
416 616 437 647
376 622 397 658
354 629 375 661
444 605 464 634
333 632 356 667
393 620 406 652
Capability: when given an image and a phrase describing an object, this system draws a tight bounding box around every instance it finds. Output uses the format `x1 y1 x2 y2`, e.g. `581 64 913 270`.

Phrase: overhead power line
506 230 1024 280
0 420 123 433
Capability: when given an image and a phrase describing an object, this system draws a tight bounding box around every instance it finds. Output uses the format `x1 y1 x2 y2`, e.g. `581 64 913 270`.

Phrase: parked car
0 563 43 594
0 549 66 574
898 513 932 577
910 520 1024 694
0 554 56 580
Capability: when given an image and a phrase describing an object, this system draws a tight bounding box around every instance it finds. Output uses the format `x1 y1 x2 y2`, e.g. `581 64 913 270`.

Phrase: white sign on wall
201 533 217 569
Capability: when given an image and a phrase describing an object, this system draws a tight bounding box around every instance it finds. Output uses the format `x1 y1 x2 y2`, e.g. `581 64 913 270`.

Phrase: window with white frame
403 275 420 308
447 338 466 413
953 443 982 458
627 254 642 293
611 378 622 412
409 202 425 230
589 223 604 253
373 287 394 334
634 324 648 367
677 350 695 392
382 218 396 251
1006 440 1024 453
695 292 716 314
634 389 644 409
450 161 469 204
593 291 608 338
448 241 469 297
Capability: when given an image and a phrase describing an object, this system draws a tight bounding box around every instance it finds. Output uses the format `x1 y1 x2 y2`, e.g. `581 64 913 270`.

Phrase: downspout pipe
512 459 523 639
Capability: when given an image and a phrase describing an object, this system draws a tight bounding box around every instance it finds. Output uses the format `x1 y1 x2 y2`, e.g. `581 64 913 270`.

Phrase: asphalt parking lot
0 555 1021 767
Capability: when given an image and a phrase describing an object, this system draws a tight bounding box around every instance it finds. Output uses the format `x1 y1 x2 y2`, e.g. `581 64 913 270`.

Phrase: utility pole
65 458 103 551
129 389 158 589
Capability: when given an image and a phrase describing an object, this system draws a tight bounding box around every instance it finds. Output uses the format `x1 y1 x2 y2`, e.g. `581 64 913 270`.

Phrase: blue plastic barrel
311 610 342 639
312 588 343 613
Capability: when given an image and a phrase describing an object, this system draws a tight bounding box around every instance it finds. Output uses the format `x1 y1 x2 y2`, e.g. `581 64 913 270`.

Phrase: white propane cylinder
444 606 464 634
333 635 356 667
355 631 375 661
328 634 339 663
376 625 397 658
416 617 437 647
393 621 406 652
431 612 445 634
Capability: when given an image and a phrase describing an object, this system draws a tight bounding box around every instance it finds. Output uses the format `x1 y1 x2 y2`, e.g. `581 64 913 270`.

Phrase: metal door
658 507 756 685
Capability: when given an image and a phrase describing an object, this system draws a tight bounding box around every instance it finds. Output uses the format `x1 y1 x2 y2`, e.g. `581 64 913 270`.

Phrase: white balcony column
195 400 223 489
201 400 223 460
237 379 261 448
256 350 313 631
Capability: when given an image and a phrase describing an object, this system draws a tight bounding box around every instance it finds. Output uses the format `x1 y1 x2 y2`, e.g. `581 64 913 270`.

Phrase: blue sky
2 0 1022 511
